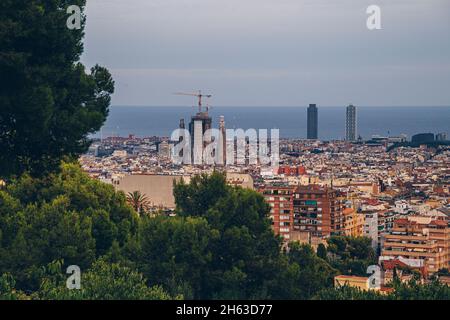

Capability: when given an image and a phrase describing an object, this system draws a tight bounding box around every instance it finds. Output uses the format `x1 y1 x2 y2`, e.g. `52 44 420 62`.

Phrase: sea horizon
97 106 450 140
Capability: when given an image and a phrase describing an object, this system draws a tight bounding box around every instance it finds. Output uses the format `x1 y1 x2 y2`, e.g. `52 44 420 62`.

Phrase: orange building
342 208 364 237
381 215 450 274
260 184 345 239
259 185 295 240
277 165 306 176
293 185 344 238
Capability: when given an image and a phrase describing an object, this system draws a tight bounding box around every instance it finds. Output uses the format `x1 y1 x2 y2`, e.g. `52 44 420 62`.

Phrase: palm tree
126 191 150 214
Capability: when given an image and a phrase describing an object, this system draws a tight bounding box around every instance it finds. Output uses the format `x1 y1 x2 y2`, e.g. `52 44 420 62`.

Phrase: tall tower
345 104 357 141
219 115 226 165
177 118 186 159
189 111 212 165
307 104 318 140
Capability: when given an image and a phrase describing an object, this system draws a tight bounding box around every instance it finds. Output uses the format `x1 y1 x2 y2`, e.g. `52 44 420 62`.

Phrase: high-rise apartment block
259 185 345 239
260 186 295 241
307 104 318 140
381 215 449 275
346 104 357 141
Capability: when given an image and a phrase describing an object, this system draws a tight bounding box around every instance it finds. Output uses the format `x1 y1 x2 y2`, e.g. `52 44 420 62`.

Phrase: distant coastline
97 106 450 140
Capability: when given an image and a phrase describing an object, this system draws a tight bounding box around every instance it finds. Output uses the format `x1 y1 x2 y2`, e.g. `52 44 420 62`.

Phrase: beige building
334 275 370 291
115 173 253 209
381 215 449 275
342 208 365 237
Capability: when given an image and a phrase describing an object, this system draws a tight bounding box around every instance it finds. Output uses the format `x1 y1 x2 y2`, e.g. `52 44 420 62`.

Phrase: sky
81 0 450 107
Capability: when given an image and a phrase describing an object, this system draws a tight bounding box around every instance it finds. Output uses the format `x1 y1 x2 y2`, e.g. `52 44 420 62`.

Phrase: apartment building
364 211 379 249
381 215 449 274
342 207 364 237
259 184 345 239
259 185 295 240
293 185 344 238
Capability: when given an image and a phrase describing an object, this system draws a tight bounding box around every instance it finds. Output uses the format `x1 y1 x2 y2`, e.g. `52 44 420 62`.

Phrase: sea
96 106 450 141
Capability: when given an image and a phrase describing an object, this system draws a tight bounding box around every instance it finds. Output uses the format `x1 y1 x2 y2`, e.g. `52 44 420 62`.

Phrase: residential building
342 207 364 237
259 185 295 240
381 215 450 274
293 185 344 238
345 104 357 141
307 104 318 140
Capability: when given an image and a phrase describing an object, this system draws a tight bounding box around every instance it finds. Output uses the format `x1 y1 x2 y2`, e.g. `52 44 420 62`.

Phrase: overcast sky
81 0 450 107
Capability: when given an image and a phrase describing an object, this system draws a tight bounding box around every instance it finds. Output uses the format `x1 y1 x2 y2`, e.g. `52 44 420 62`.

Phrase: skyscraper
307 104 318 140
345 104 357 141
189 111 212 165
219 115 226 165
176 118 186 159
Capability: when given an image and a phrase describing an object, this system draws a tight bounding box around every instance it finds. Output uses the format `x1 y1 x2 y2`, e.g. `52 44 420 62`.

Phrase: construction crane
174 90 212 113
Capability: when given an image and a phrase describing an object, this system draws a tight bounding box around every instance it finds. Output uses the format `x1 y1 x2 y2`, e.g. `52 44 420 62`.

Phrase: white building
364 212 379 250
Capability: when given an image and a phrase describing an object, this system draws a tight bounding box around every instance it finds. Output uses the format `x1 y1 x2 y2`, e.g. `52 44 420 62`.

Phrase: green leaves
137 216 215 299
0 163 138 292
172 172 283 299
34 259 175 300
0 1 113 178
326 236 376 276
1 167 449 300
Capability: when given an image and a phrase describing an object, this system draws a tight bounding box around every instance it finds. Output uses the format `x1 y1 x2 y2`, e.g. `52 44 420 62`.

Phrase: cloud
81 0 450 106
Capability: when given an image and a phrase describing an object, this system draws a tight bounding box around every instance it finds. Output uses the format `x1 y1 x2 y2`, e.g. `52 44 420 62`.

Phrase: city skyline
2 0 449 304
96 105 449 141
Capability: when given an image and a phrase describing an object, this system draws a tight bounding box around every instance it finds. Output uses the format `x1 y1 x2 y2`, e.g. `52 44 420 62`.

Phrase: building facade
307 104 318 140
381 216 450 274
189 111 212 164
345 104 357 141
293 185 344 238
342 207 364 237
259 185 295 240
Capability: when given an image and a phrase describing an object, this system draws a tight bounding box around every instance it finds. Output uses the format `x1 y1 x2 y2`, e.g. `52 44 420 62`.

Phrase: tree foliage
326 236 376 276
314 279 450 300
0 163 138 291
172 172 282 299
34 259 174 300
0 0 114 178
126 191 150 214
1 167 449 300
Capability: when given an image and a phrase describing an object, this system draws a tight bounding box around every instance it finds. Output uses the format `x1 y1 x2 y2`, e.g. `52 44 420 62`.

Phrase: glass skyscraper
307 104 318 140
345 104 357 141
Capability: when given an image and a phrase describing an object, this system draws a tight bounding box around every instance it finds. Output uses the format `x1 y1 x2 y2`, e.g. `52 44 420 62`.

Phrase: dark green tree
0 163 138 291
172 172 283 299
136 215 216 299
317 243 327 260
313 284 390 300
0 0 114 178
34 259 175 300
285 243 337 299
326 236 376 276
314 279 450 300
0 273 28 300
